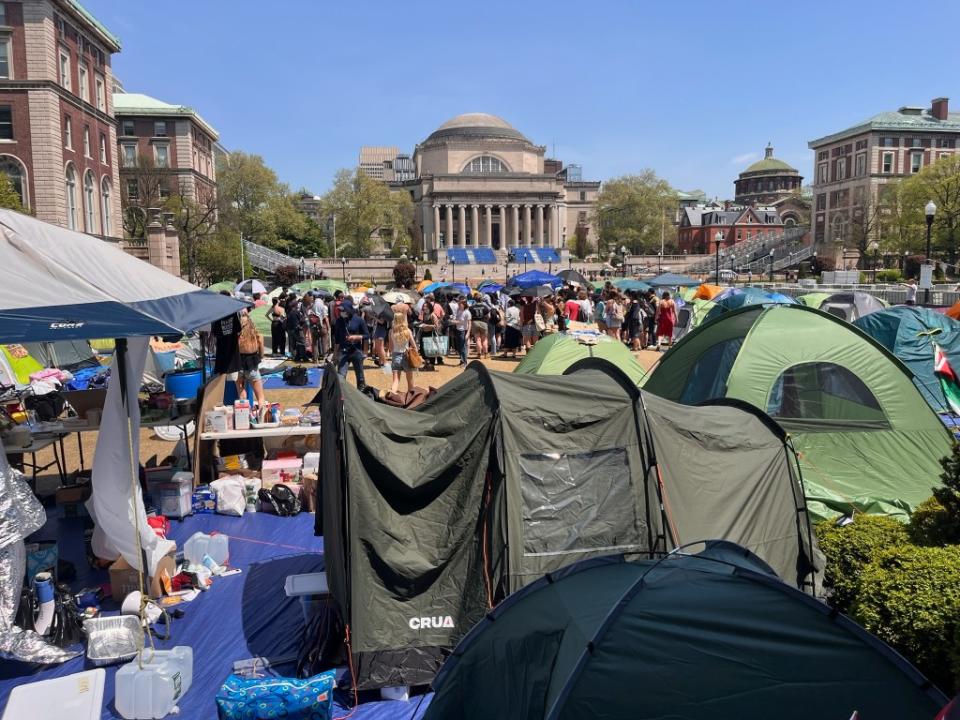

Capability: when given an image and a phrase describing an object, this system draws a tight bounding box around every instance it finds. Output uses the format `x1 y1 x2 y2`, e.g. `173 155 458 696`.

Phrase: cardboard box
55 484 91 505
192 486 217 514
109 553 177 602
261 458 302 489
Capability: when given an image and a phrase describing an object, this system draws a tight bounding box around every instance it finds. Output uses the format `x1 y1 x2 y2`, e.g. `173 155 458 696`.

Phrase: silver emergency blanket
0 453 79 663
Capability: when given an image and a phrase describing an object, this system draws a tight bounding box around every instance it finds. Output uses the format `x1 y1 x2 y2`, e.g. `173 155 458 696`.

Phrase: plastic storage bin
183 532 229 567
163 370 203 400
2 668 105 720
115 646 193 720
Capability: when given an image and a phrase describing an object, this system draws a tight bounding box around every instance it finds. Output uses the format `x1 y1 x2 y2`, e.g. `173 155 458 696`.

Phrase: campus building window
882 152 894 174
65 165 77 230
83 126 90 157
99 133 107 162
59 50 71 92
122 120 134 136
0 156 26 206
78 63 88 103
122 144 136 167
911 152 923 174
100 178 111 235
0 106 11 140
94 76 104 111
154 121 167 137
83 170 95 232
63 115 72 149
464 155 507 173
0 36 10 79
155 144 169 168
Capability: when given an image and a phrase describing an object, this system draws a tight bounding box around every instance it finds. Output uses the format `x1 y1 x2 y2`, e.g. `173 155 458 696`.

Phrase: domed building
405 113 599 259
734 144 803 206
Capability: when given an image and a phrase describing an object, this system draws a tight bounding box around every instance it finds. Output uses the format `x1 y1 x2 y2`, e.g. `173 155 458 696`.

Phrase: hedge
852 543 960 694
875 269 903 282
814 514 908 613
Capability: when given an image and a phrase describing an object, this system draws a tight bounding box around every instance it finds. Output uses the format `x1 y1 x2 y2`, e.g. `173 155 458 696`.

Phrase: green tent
206 280 235 293
426 545 946 720
319 361 819 689
854 305 960 414
290 278 348 295
644 304 954 521
796 291 831 308
514 333 646 385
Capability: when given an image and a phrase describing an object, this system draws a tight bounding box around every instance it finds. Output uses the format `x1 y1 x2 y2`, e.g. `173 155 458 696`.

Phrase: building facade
0 0 121 237
678 204 784 254
734 144 803 206
404 113 598 257
114 92 218 213
808 97 960 246
358 145 399 181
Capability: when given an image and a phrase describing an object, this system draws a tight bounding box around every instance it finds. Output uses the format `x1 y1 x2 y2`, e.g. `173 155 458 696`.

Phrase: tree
593 171 677 257
392 257 416 288
900 154 960 263
849 189 885 256
122 153 168 239
196 228 250 283
319 169 414 257
168 182 219 285
0 172 23 212
274 264 299 288
216 151 282 244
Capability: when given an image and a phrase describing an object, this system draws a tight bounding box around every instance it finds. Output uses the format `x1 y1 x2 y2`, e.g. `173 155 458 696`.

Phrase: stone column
457 204 466 247
535 204 544 247
164 213 181 277
549 204 559 247
146 209 165 270
433 204 441 252
511 205 520 247
484 205 493 247
499 204 509 247
445 204 453 248
470 204 479 247
522 204 532 246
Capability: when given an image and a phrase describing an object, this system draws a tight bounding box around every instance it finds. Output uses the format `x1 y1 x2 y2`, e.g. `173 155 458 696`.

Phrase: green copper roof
810 108 960 147
742 157 797 174
63 1 121 50
113 93 219 139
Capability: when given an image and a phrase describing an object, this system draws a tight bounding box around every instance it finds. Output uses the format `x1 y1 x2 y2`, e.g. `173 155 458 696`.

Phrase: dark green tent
318 360 820 690
425 543 946 720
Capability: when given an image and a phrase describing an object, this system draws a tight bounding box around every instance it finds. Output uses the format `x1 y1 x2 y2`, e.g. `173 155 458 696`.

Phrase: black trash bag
282 366 309 387
24 391 66 422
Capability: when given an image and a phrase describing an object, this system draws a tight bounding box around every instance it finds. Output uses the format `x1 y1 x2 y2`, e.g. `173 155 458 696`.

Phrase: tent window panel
519 448 640 556
767 362 888 426
679 337 744 405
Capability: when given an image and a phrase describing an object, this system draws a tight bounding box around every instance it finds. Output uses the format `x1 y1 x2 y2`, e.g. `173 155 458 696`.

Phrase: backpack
282 366 309 386
611 302 625 322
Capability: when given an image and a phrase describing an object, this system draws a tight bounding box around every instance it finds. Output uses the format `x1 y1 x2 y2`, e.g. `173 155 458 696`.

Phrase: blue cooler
164 369 204 400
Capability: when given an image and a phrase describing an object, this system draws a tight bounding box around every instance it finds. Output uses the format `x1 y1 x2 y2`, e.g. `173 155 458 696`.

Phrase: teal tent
854 306 960 414
703 287 796 324
427 543 946 720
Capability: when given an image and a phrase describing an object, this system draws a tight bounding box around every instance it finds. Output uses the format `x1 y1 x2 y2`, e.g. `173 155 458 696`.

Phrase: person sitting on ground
388 312 416 394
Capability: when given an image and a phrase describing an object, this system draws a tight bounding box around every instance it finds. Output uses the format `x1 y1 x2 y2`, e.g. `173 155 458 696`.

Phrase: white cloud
730 152 759 165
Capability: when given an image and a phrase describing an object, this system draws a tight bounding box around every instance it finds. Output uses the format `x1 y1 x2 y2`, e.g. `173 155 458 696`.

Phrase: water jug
115 646 193 719
183 532 229 567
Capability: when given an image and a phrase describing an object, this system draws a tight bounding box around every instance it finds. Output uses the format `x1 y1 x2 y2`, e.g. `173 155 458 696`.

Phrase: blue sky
85 0 959 200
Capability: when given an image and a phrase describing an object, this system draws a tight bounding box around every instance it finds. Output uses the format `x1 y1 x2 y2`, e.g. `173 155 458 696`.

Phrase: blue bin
164 369 204 399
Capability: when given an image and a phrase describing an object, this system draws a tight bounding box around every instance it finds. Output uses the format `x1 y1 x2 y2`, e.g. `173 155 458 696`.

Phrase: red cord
332 624 359 720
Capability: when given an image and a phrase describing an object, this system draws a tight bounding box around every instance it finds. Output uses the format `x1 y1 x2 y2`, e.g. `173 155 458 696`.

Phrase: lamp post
925 200 937 304
768 250 775 283
620 245 628 278
657 251 662 274
452 258 457 284
868 241 879 283
312 252 318 280
340 257 347 283
729 254 736 286
506 252 513 282
715 231 724 281
811 251 817 276
299 256 305 282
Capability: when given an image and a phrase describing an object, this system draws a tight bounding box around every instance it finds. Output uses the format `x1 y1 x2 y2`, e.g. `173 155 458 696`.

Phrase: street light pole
657 251 662 274
769 251 775 283
452 258 456 284
715 231 724 282
340 258 346 283
925 200 937 304
730 254 736 286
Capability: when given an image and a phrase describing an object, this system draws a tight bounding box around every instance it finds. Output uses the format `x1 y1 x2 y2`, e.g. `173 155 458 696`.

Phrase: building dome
740 144 798 176
425 113 530 143
734 143 805 208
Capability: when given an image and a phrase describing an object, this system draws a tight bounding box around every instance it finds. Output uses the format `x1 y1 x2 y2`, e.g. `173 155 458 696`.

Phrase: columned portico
534 204 544 247
432 204 441 250
444 204 453 248
457 204 466 247
470 204 479 247
484 205 492 247
511 205 520 247
549 204 559 247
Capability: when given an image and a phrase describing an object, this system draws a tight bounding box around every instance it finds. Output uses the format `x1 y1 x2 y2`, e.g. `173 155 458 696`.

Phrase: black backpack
282 366 309 386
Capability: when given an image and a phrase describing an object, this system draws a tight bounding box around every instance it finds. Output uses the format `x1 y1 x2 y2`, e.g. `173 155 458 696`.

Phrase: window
158 183 170 200
817 162 827 184
126 178 138 200
911 152 923 174
519 449 641 555
881 137 897 148
99 133 106 162
817 150 828 161
463 155 507 173
936 138 956 149
94 76 104 111
78 64 88 103
122 120 134 136
816 193 826 211
0 156 26 207
836 157 847 181
59 51 71 91
855 153 866 177
122 144 136 167
0 36 10 79
0 5 6 25
82 126 90 157
0 106 11 140
154 144 169 168
65 165 77 230
579 191 586 201
855 139 868 151
766 362 888 428
100 178 111 235
63 115 72 149
882 152 894 173
83 171 95 232
154 121 166 137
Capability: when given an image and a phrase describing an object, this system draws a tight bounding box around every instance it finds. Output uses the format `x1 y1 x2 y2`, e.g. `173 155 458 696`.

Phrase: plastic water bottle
33 572 55 636
115 646 193 719
183 532 229 568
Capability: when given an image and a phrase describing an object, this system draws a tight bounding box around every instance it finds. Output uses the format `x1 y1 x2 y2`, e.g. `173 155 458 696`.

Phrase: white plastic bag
210 477 246 517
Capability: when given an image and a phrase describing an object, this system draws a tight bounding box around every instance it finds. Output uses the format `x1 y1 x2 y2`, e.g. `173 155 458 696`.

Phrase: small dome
741 144 798 175
425 113 529 143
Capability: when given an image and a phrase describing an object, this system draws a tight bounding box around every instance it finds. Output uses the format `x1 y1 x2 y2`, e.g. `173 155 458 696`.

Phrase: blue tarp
647 272 700 288
510 270 562 289
0 511 431 719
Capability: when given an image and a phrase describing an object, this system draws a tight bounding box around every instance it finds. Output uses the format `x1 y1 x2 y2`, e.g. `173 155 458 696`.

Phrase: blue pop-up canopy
0 210 246 342
511 269 562 289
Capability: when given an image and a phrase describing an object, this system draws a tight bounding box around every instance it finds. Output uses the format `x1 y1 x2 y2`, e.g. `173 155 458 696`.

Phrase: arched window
766 362 888 427
100 177 111 236
65 164 77 230
83 170 95 233
783 216 797 227
0 156 27 208
463 155 507 174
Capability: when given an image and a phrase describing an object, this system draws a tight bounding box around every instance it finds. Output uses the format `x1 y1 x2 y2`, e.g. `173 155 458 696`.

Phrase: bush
909 496 952 545
875 269 902 283
275 264 299 288
930 441 960 544
852 543 960 693
814 514 908 612
392 259 416 288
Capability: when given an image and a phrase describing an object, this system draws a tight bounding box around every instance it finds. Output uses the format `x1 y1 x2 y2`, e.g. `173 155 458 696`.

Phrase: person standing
645 290 659 349
334 301 368 388
564 291 581 323
307 293 329 363
655 291 677 350
388 312 416 393
501 299 522 358
901 278 918 306
520 296 538 352
419 298 439 371
486 296 502 357
455 298 472 367
236 311 268 411
469 297 490 358
212 291 242 375
266 297 286 357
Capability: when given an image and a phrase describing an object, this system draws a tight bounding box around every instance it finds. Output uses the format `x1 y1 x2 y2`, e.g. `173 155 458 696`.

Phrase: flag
934 342 960 415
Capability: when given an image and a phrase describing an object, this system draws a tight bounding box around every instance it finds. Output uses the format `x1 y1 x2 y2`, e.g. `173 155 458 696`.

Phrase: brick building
678 205 784 254
0 0 122 238
113 91 218 209
808 97 960 246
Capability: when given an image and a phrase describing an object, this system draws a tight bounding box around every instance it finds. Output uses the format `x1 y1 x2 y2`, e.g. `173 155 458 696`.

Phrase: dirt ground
22 346 664 480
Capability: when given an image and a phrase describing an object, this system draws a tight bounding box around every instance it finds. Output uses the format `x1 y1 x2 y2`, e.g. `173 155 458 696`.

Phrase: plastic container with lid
115 646 193 720
183 532 228 568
